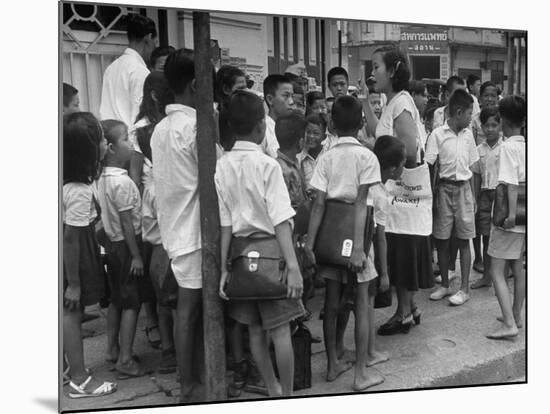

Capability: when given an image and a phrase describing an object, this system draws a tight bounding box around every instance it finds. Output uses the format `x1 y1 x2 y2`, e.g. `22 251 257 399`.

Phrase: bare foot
326 360 353 382
497 315 523 329
470 279 492 289
366 351 390 367
353 370 385 391
337 348 356 363
179 382 200 403
486 324 519 340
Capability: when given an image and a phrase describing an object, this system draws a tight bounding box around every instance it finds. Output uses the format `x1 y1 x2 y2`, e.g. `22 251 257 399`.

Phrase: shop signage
400 28 449 54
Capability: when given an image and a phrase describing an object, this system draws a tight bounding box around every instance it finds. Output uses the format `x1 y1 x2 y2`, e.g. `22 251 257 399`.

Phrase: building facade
62 2 526 117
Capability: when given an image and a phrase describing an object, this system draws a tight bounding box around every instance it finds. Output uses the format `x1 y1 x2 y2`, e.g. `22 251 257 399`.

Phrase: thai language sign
400 28 449 54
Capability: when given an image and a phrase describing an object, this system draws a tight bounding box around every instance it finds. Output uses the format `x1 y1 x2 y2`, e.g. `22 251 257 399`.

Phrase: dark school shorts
105 237 147 310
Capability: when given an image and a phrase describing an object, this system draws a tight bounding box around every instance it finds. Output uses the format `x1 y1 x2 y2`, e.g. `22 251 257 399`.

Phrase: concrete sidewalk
61 269 525 412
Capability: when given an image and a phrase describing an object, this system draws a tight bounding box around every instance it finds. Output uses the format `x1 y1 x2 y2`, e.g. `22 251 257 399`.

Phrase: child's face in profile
480 86 498 109
481 116 501 144
269 82 295 118
110 125 133 163
64 93 80 115
456 105 474 130
305 123 325 150
371 52 392 93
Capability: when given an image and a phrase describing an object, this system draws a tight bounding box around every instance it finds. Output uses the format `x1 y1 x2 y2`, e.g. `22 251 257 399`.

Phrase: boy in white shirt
470 107 503 289
432 76 467 130
150 50 208 402
262 74 295 158
304 95 383 391
98 120 146 379
216 90 304 397
486 96 526 340
425 89 479 306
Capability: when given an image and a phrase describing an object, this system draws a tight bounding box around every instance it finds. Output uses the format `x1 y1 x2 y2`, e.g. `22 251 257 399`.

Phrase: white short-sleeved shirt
433 106 447 130
99 48 150 128
142 172 162 245
366 182 389 227
376 90 425 163
97 167 142 242
261 115 280 159
309 136 381 202
472 94 481 119
63 183 98 227
297 150 317 187
319 132 338 156
471 139 503 190
129 117 150 154
497 135 525 234
215 140 296 237
425 122 480 181
151 104 201 258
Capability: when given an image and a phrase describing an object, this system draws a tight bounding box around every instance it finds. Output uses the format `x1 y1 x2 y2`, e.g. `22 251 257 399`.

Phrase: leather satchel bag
225 236 288 301
313 200 375 268
492 183 526 227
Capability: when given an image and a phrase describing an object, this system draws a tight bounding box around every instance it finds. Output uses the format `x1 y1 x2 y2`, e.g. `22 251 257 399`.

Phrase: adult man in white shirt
99 13 157 128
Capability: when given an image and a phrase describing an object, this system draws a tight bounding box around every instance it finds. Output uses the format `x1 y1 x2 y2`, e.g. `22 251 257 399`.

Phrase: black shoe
377 316 413 336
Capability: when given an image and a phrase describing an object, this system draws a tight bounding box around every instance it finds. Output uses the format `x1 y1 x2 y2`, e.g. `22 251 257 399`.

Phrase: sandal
144 325 161 349
68 376 117 399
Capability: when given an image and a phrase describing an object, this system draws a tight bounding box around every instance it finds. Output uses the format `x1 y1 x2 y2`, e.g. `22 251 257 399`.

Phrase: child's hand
379 274 390 292
503 216 516 229
286 266 304 299
304 245 316 267
349 248 367 274
64 285 81 311
130 257 144 277
219 270 230 300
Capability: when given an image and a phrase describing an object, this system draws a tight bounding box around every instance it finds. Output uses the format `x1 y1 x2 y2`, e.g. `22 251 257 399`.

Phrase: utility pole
337 20 342 67
515 36 522 95
192 11 227 401
506 32 515 96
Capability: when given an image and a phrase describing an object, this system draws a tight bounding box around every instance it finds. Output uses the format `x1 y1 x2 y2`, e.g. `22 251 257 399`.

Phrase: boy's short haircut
327 66 349 83
215 65 246 102
467 74 481 90
448 89 474 116
63 82 78 107
480 81 497 96
125 13 157 41
373 135 406 171
263 74 292 104
498 95 526 127
227 90 265 137
306 91 325 107
331 95 363 131
164 49 195 95
275 111 307 151
480 107 500 125
446 75 465 93
150 46 175 67
101 119 127 145
408 80 426 95
305 113 327 132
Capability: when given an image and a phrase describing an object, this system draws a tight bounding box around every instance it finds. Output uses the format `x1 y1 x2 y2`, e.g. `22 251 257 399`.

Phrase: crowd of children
62 13 526 403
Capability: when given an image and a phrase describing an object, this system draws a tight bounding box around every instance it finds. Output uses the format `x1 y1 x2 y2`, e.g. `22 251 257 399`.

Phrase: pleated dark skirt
386 233 434 291
63 224 105 307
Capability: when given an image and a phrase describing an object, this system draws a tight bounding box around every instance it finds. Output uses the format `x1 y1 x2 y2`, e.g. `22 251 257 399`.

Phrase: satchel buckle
341 239 353 257
247 251 260 272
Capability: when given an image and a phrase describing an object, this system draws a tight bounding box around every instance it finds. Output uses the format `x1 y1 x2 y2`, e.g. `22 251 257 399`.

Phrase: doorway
410 55 440 80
